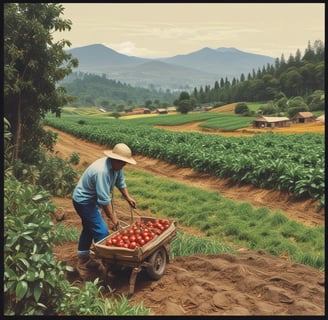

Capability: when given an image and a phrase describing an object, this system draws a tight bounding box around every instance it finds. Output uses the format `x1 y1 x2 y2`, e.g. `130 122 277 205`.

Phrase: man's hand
127 197 137 209
112 221 121 232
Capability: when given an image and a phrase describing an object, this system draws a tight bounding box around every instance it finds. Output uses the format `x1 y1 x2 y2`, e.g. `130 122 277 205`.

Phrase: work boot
76 255 90 279
85 258 101 269
77 255 100 271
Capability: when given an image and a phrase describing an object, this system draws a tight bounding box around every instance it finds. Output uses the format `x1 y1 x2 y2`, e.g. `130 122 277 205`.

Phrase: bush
13 151 79 197
69 152 80 165
234 102 249 115
4 177 73 315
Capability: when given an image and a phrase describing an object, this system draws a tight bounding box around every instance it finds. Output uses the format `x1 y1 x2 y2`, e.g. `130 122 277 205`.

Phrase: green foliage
4 117 15 174
4 176 73 315
68 152 80 165
173 91 196 114
306 90 325 111
170 231 235 259
234 102 250 115
61 72 175 108
56 279 150 315
190 40 324 105
124 169 324 270
44 114 325 203
53 224 80 244
4 3 78 163
109 112 121 119
13 150 79 197
37 153 79 196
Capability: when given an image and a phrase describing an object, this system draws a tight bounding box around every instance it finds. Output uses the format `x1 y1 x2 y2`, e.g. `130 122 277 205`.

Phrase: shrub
235 102 249 115
4 177 73 315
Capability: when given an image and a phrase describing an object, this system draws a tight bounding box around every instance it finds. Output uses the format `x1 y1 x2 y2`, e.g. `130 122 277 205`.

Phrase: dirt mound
48 126 325 315
51 199 324 316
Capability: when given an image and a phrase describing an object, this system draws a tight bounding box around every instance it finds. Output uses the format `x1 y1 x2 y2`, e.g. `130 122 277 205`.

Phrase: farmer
72 143 137 276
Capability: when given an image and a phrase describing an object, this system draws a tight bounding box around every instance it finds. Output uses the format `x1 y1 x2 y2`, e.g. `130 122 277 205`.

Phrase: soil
47 125 325 316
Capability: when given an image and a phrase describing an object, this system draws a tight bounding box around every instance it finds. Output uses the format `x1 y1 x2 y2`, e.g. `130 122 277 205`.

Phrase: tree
173 91 196 114
234 102 249 115
4 3 78 163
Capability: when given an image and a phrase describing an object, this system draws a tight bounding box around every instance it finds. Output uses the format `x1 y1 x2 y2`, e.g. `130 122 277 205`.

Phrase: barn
253 116 291 128
291 112 315 123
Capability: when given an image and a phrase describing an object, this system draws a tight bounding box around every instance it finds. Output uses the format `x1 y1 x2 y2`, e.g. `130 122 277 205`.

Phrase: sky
53 3 325 59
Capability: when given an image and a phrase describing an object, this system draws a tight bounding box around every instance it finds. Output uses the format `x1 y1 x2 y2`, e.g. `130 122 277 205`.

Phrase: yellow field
210 103 237 114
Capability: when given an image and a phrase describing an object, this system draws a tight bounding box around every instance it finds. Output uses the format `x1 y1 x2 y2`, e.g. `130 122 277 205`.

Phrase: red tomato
138 238 145 246
111 238 118 245
141 232 149 239
116 235 122 241
128 229 134 235
164 222 170 229
146 221 153 227
106 239 113 246
155 229 161 235
121 229 128 236
134 229 141 235
129 242 137 249
144 235 150 243
121 236 129 244
135 221 142 227
129 235 136 242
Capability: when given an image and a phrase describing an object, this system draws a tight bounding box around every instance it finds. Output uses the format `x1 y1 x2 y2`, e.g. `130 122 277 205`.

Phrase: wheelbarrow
93 214 177 297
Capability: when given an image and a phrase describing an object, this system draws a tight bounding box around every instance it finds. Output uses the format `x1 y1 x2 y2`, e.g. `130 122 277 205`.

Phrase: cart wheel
146 246 167 280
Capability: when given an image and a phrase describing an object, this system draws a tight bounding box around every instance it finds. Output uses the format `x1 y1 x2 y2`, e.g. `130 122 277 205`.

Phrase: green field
44 112 325 205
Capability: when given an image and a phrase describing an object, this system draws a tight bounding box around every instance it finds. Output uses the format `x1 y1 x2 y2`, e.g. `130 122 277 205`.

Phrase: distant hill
67 44 275 90
160 47 275 77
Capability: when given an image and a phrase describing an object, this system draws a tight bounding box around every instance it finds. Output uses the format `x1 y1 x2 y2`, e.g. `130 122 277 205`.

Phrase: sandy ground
47 125 325 316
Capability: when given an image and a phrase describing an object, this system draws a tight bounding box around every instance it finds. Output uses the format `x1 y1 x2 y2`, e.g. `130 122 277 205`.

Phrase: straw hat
104 143 136 165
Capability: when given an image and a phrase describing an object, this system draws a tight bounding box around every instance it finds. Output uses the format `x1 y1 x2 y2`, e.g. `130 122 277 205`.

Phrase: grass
124 168 325 270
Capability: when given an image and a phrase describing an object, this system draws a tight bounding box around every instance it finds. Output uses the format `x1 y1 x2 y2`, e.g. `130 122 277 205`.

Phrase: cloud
103 41 160 57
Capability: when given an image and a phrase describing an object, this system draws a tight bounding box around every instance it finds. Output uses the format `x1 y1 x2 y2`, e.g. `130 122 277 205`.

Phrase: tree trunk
13 94 22 161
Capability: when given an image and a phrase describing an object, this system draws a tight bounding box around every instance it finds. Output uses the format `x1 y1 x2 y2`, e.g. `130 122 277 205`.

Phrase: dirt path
47 125 325 316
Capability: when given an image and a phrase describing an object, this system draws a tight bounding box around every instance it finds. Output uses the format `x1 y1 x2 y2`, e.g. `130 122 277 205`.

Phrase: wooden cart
93 216 177 296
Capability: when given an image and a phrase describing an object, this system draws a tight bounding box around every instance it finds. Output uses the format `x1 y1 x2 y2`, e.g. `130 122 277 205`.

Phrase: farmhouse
291 112 315 123
132 107 151 114
167 106 177 113
156 108 168 114
253 116 291 128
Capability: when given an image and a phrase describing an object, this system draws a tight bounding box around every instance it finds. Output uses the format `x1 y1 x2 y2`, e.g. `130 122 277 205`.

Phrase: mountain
160 47 275 77
66 44 275 90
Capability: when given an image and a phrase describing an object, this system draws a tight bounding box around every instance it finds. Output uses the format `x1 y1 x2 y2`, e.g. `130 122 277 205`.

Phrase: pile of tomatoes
105 219 171 250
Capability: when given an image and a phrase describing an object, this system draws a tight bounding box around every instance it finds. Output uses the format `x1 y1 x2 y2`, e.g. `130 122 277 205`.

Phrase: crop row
44 116 325 204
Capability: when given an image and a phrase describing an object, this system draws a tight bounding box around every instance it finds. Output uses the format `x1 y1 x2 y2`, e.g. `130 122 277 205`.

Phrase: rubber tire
146 246 167 280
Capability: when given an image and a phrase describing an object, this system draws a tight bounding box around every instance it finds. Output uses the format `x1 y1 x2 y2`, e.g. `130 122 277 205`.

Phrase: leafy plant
4 177 74 315
68 152 80 165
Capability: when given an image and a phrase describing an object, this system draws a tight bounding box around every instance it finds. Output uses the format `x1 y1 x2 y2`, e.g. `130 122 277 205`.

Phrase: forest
61 40 324 115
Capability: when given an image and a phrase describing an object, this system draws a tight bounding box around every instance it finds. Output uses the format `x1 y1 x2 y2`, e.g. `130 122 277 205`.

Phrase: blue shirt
72 157 127 205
